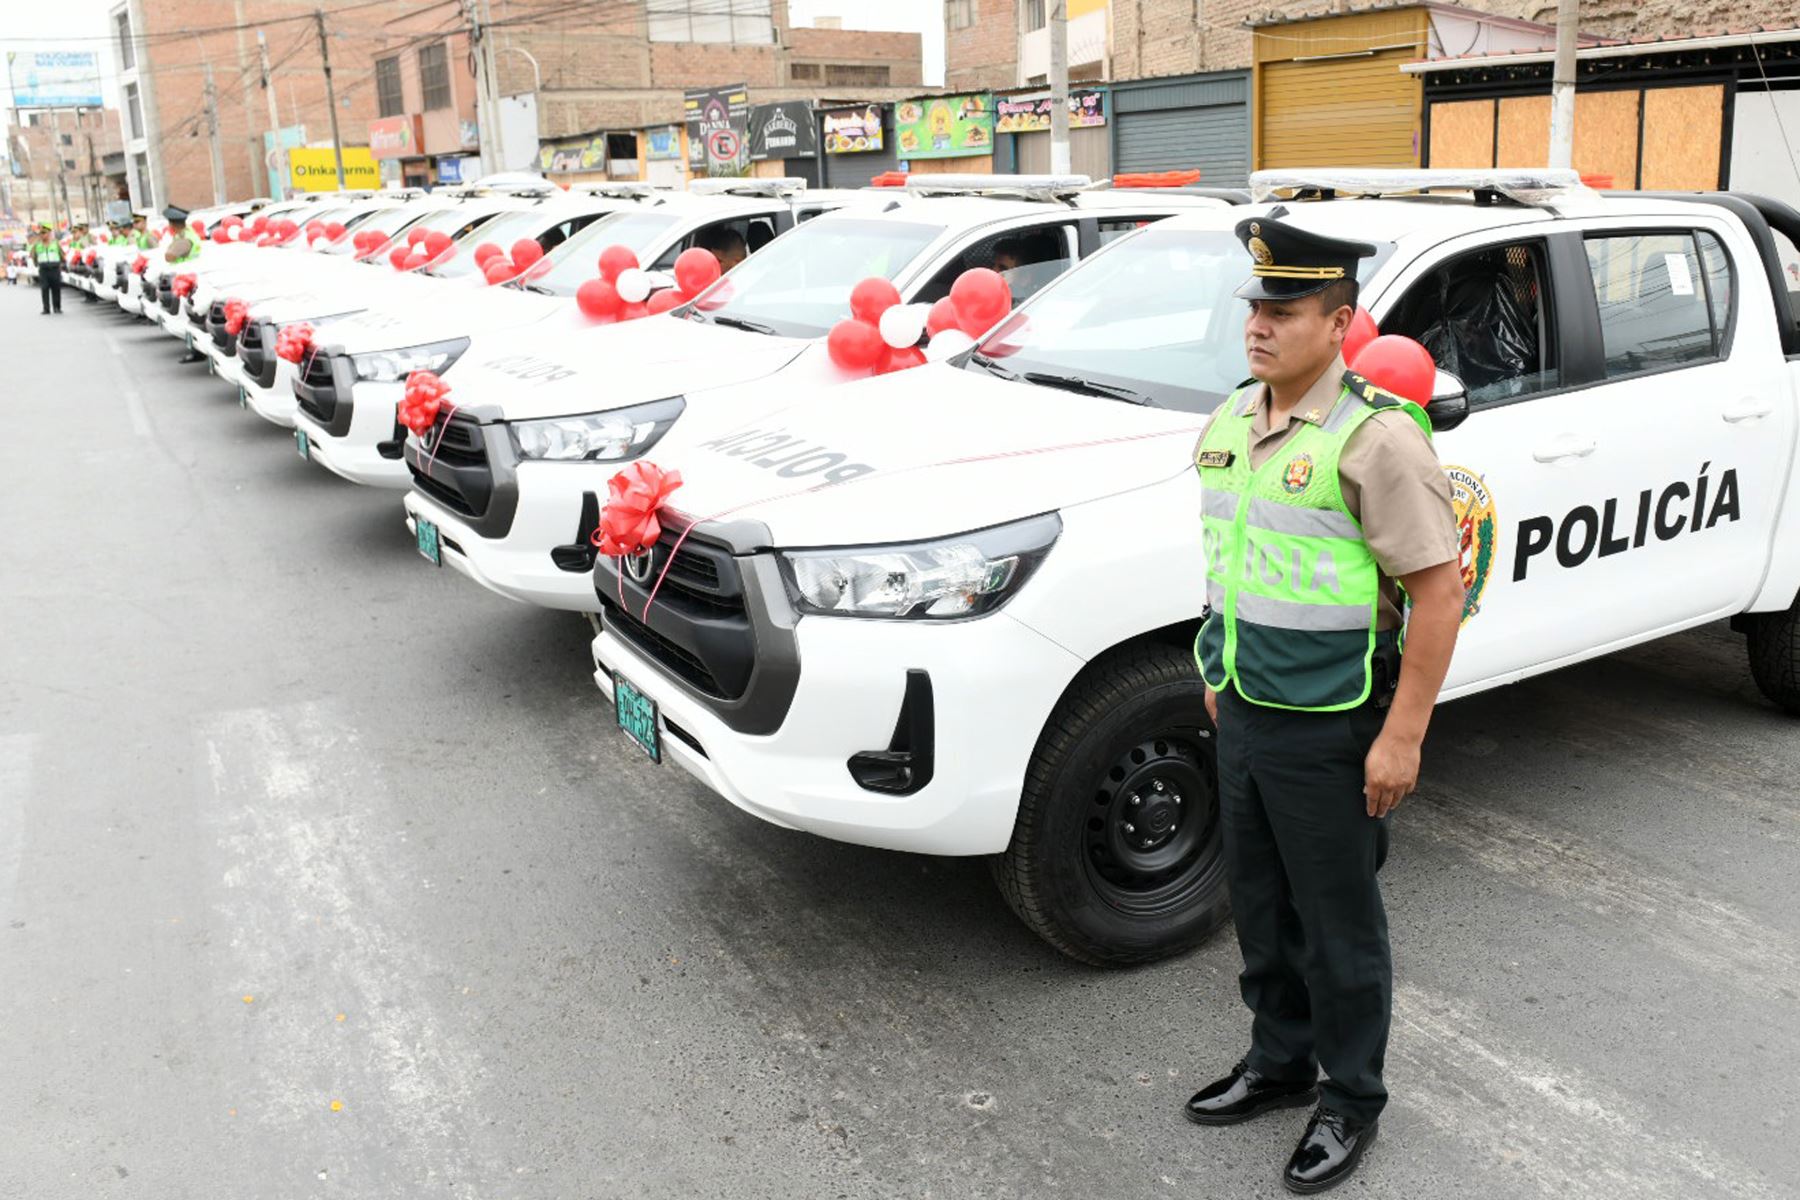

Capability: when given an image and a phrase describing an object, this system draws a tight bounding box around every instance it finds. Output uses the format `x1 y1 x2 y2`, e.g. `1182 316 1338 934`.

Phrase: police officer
131 212 157 251
29 223 65 314
1183 217 1465 1193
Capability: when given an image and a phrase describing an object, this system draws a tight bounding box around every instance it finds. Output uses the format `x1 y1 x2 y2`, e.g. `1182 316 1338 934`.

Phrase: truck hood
444 314 817 421
321 283 557 354
653 362 1207 548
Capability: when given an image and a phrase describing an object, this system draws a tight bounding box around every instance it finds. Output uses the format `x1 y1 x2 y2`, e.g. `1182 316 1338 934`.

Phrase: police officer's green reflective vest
31 240 63 263
172 238 201 264
1195 371 1432 712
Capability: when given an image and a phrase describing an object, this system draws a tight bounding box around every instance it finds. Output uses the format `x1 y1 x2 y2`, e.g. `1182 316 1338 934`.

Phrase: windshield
318 204 430 256
690 217 944 338
970 226 1393 414
350 206 497 264
516 209 680 296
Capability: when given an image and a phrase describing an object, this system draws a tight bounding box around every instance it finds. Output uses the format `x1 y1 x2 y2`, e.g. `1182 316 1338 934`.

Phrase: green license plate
295 429 310 460
416 517 441 566
184 332 194 350
238 384 248 409
614 672 661 763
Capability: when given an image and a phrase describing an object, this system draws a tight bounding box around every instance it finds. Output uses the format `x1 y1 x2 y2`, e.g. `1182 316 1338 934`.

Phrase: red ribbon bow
223 299 249 336
398 370 451 437
173 273 196 298
131 254 148 274
275 322 315 364
594 462 683 558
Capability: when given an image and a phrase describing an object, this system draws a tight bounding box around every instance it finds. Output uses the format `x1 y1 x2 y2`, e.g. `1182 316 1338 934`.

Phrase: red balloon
472 242 502 266
190 220 206 239
510 238 544 269
482 258 517 285
827 318 886 372
673 247 722 298
618 300 650 322
405 249 430 270
324 222 346 241
249 216 267 234
407 228 429 247
212 228 231 244
1342 306 1378 365
849 276 902 325
390 246 411 269
424 230 454 257
1350 334 1436 405
925 297 961 337
276 219 298 238
646 288 685 315
597 244 638 283
950 268 1011 336
221 214 244 229
576 277 623 319
876 345 927 375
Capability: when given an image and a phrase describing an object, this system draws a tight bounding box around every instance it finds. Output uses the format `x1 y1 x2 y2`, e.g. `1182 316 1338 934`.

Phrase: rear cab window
1582 229 1734 378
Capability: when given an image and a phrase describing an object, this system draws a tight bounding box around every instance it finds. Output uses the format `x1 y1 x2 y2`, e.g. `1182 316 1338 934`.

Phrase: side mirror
1425 369 1469 432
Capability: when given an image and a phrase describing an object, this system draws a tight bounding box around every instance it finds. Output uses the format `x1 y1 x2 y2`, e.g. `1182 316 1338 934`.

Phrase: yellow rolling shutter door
1259 49 1421 169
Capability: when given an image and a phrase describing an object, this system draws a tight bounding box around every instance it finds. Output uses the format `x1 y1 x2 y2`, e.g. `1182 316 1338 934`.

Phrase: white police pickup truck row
578 170 1800 965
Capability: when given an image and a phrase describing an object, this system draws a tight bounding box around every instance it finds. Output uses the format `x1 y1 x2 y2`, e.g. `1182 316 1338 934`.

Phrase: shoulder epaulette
1342 369 1406 410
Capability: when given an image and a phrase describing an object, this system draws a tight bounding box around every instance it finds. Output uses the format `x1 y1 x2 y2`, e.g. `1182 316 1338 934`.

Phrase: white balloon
925 329 976 361
878 302 929 350
615 267 652 303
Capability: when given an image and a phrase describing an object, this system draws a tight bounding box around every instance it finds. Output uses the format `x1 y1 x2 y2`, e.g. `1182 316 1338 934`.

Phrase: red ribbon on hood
172 273 197 298
593 462 683 558
223 299 249 336
275 322 315 364
131 254 148 274
398 370 451 438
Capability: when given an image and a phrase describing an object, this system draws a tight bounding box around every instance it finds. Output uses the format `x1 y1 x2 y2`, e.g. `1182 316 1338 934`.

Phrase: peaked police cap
1233 216 1377 301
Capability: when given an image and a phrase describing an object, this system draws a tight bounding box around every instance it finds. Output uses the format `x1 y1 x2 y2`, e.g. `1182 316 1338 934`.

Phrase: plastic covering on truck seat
1383 244 1548 403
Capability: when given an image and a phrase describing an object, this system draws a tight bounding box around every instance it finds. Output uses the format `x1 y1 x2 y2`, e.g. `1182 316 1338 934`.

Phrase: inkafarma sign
749 101 818 161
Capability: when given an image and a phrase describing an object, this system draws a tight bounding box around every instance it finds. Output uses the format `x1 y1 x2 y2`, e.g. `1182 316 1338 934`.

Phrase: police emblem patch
1248 236 1274 266
1282 453 1313 494
1446 465 1498 625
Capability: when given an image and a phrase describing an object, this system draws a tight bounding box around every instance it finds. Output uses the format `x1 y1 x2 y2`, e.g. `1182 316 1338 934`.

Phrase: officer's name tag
1197 449 1235 469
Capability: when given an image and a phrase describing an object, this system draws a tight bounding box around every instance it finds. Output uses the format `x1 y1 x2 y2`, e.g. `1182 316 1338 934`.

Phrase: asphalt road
2 283 1797 1200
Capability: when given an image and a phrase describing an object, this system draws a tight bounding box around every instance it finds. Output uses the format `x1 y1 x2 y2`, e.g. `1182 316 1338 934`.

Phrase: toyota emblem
624 548 656 584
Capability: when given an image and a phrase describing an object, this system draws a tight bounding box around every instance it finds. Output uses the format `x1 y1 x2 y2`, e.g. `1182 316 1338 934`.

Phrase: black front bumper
293 351 357 437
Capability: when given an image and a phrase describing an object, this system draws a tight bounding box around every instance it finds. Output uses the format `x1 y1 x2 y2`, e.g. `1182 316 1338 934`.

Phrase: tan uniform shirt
1199 355 1459 630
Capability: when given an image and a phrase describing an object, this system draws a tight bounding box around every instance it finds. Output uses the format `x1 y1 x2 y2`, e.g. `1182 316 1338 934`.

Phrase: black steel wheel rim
1081 729 1220 916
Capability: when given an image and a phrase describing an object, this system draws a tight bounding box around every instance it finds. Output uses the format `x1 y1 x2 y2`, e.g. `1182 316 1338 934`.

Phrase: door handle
1532 437 1597 463
1722 398 1773 423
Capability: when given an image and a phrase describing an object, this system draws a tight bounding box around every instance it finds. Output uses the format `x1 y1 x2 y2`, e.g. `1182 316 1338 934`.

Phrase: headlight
508 396 685 462
779 513 1061 620
350 337 469 382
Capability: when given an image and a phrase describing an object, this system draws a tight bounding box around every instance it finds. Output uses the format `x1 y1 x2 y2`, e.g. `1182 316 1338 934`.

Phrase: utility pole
233 1 261 197
1548 0 1578 169
203 62 227 204
468 0 506 175
315 8 347 189
1048 0 1071 176
258 30 284 197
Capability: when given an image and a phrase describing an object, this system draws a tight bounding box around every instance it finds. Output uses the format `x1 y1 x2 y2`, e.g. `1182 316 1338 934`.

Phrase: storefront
993 88 1111 178
1110 72 1251 186
748 101 821 185
892 93 995 177
820 104 897 188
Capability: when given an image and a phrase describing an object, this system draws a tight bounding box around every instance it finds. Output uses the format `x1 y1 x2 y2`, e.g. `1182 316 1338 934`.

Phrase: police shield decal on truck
1514 462 1742 581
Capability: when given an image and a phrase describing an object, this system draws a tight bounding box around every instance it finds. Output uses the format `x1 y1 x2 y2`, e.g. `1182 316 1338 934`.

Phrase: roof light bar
687 177 810 196
902 173 1092 200
1251 168 1587 207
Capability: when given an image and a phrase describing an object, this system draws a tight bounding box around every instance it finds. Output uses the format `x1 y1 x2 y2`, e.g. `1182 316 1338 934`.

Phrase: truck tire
992 644 1230 967
1747 602 1800 714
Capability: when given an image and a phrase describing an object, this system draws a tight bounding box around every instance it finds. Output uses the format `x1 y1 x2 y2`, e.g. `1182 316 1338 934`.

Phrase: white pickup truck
584 169 1800 966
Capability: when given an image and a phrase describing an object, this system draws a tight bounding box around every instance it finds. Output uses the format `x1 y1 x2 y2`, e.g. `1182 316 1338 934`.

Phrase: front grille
240 322 279 388
114 263 127 288
295 351 341 425
160 280 178 312
595 524 754 701
407 413 489 519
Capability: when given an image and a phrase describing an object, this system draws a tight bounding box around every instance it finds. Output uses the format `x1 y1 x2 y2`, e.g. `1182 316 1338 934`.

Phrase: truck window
914 225 1075 306
651 216 776 271
1381 240 1559 405
1096 217 1155 246
1582 231 1731 378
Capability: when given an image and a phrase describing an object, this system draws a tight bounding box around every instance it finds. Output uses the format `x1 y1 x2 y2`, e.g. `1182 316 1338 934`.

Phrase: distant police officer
29 223 65 314
1183 217 1465 1193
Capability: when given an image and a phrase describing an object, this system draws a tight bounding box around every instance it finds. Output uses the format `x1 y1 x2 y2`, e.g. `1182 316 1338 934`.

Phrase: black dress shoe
1184 1059 1319 1125
1282 1107 1377 1194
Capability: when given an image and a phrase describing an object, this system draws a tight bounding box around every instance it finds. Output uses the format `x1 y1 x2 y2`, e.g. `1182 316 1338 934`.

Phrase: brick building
5 108 126 227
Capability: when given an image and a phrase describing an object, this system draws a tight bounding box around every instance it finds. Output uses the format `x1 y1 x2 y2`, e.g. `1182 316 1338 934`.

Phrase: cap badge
1248 236 1274 266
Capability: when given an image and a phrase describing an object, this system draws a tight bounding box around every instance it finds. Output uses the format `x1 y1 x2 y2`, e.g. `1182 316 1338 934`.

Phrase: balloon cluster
398 370 451 438
275 322 315 365
1341 307 1436 405
594 461 684 558
131 254 148 275
474 237 545 285
352 228 391 258
388 227 453 271
573 244 717 322
826 268 1011 376
223 298 249 337
172 273 197 298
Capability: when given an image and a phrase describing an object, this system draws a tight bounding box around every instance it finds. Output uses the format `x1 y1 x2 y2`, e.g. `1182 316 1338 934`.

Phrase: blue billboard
8 51 104 109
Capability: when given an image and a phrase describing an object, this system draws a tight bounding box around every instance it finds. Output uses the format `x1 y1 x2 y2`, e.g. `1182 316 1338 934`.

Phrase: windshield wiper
968 352 1019 381
707 315 778 336
1021 371 1153 406
520 283 554 295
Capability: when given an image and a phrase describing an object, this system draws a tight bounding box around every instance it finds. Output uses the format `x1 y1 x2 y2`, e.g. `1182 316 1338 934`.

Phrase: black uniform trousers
38 263 62 313
1216 686 1392 1124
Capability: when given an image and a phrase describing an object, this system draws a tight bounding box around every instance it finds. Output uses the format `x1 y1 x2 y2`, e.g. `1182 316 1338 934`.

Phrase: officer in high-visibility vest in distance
1182 217 1465 1194
29 223 65 314
131 213 157 251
